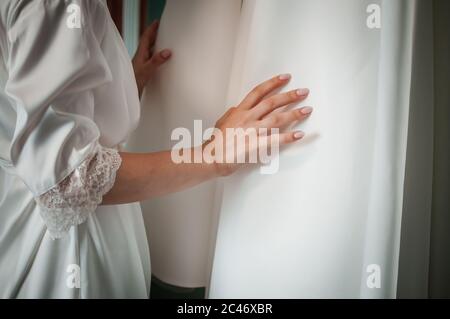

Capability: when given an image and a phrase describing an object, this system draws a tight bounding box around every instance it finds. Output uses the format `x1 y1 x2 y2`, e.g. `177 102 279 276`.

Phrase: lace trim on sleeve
35 144 122 239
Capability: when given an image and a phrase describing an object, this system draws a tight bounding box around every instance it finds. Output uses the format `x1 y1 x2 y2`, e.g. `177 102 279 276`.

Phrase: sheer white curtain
208 0 434 298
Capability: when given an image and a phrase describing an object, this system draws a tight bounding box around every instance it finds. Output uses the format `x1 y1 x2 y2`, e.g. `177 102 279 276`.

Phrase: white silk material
0 0 150 298
209 0 427 299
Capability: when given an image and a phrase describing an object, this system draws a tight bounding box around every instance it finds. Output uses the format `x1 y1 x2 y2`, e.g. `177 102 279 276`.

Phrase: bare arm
102 149 217 205
114 21 313 206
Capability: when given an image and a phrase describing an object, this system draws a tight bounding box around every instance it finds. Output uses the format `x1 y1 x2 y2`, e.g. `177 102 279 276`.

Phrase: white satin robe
0 0 150 298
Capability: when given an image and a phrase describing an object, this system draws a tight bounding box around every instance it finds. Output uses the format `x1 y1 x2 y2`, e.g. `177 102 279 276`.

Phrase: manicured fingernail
296 88 309 96
161 50 172 58
301 106 314 115
294 131 305 139
279 73 291 80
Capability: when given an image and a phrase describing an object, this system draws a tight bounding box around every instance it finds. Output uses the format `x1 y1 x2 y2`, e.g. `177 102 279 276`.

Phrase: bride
0 0 312 298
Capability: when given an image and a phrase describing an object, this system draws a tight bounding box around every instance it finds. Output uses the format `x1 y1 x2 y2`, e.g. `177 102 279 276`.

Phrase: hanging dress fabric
209 0 433 298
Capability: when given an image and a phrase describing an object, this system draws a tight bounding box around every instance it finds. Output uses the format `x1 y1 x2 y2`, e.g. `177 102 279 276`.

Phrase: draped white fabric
127 0 242 287
0 0 440 299
209 0 433 298
131 0 438 298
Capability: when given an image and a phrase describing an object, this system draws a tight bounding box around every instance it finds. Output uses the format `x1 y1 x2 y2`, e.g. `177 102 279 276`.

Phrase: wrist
196 143 221 178
199 142 235 178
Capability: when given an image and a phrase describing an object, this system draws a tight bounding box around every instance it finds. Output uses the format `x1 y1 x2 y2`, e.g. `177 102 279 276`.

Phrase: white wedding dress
132 0 434 298
0 0 150 298
209 0 432 298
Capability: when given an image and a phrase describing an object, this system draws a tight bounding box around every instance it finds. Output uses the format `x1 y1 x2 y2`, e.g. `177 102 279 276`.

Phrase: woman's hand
206 74 313 176
103 74 312 205
132 20 172 97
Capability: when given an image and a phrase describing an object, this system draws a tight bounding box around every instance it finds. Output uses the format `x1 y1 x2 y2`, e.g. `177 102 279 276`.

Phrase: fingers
251 88 310 120
239 74 292 110
145 20 159 48
258 106 313 129
278 131 305 145
136 21 159 61
147 49 172 68
256 130 305 155
266 131 305 146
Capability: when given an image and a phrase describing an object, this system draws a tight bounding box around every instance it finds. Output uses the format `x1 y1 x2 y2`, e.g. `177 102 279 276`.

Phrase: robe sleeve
3 1 122 239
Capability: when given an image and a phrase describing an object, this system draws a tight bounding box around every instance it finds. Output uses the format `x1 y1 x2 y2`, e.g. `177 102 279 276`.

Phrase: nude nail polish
294 131 305 139
301 106 314 114
161 50 172 58
279 74 291 80
296 88 310 96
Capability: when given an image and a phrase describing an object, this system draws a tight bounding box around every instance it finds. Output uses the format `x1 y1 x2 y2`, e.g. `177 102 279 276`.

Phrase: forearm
102 147 219 205
102 74 312 205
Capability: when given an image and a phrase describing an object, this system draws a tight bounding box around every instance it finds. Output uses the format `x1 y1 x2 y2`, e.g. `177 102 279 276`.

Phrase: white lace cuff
35 143 122 239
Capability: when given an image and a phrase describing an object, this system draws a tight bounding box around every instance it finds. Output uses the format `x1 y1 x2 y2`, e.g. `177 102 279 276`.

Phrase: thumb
148 49 172 68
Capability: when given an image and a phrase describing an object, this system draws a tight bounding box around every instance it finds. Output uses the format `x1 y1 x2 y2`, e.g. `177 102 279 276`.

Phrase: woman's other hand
132 20 172 97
